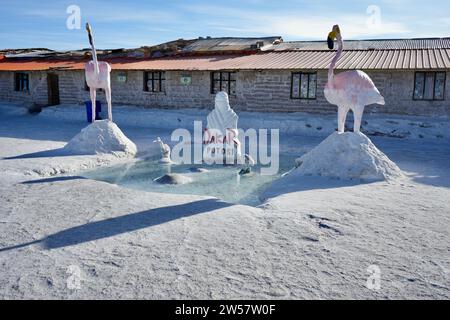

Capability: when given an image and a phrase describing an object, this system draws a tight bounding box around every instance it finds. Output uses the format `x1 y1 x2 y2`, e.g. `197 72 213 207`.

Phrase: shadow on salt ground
0 199 232 252
21 176 87 184
3 148 68 160
1 147 121 160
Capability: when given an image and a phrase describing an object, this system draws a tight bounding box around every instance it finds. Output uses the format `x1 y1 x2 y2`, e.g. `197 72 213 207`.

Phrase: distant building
0 37 449 115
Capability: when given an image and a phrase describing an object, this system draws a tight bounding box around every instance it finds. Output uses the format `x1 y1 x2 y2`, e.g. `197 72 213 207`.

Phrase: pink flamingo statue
85 23 112 122
324 25 385 133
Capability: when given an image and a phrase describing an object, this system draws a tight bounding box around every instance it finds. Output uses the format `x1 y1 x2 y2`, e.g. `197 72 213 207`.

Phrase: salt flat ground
0 103 449 299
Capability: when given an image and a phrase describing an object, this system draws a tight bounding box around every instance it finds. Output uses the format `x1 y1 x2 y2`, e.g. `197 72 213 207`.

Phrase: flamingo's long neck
328 34 343 83
88 32 100 75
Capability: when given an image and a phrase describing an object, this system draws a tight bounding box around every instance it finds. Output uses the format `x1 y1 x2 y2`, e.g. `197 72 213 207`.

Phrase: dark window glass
300 73 309 98
414 71 446 101
413 72 425 100
291 72 317 99
229 80 236 96
424 72 435 100
211 71 237 96
435 72 446 100
14 73 29 92
291 73 300 98
144 71 165 92
308 73 317 98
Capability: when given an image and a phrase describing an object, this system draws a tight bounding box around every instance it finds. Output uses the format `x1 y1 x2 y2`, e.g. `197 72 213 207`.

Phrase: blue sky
1 0 449 50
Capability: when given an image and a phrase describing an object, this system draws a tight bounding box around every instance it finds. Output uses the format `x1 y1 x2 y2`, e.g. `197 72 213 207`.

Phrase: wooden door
47 73 60 106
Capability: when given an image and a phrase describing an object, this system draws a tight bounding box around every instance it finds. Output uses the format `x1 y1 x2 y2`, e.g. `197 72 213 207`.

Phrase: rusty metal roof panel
0 59 85 71
113 49 450 70
1 48 449 71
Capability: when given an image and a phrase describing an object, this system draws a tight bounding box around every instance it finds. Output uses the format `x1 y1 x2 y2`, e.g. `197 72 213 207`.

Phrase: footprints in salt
306 214 344 237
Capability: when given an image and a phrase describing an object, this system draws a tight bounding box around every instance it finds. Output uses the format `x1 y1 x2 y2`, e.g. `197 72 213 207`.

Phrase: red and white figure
85 23 113 122
203 92 242 164
324 25 385 133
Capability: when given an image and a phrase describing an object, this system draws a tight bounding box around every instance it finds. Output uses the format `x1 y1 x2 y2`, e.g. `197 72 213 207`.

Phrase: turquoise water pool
82 154 297 206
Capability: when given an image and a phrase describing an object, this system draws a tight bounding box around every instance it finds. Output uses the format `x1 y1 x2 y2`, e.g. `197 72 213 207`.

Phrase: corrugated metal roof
1 49 449 71
268 38 450 51
183 37 282 52
4 49 57 58
0 60 83 71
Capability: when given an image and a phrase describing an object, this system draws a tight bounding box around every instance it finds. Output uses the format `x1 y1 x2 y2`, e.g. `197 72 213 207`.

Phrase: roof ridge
282 37 450 44
195 36 282 40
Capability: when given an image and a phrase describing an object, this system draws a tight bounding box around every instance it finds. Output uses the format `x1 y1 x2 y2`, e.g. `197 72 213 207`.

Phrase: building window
291 72 317 99
211 71 236 96
15 73 29 92
413 71 446 101
144 71 165 92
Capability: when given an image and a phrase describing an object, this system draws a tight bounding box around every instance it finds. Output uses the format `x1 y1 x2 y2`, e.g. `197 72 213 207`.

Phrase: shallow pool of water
82 154 297 206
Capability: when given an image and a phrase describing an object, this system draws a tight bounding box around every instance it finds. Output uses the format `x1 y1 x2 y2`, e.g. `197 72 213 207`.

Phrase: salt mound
187 167 209 173
155 173 192 185
64 120 137 157
295 132 402 181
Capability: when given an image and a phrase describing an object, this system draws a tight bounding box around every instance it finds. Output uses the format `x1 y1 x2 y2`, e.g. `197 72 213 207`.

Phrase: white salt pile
294 132 402 181
64 120 137 157
154 173 193 185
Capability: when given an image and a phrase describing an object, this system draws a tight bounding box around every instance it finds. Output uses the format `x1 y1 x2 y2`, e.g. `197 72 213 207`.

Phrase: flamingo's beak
327 31 336 49
86 23 93 46
86 23 92 34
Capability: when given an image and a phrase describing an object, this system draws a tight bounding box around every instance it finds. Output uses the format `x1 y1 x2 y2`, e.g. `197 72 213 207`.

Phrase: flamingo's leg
337 106 349 133
89 88 96 123
353 106 364 133
105 85 112 122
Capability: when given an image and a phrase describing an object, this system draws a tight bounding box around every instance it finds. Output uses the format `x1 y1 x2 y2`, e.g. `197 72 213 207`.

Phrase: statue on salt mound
292 25 402 181
85 23 112 123
324 24 385 133
153 137 171 164
63 22 136 157
202 92 255 172
203 92 242 164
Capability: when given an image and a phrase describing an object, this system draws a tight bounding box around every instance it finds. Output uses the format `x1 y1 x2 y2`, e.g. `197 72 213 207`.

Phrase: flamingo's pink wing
98 62 111 72
85 62 95 72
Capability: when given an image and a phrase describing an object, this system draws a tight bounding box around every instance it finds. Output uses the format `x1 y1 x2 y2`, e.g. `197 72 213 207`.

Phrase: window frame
413 71 446 101
290 72 317 100
14 72 30 92
210 71 237 96
144 71 166 93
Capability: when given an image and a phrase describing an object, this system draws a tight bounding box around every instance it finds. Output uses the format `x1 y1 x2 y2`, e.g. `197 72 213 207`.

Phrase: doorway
47 73 60 105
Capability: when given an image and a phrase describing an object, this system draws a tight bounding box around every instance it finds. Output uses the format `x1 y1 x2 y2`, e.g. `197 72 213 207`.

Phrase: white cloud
184 4 410 40
254 15 410 39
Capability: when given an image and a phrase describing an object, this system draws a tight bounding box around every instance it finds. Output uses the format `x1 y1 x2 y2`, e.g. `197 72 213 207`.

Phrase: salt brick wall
0 69 449 116
0 71 48 105
110 70 215 108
